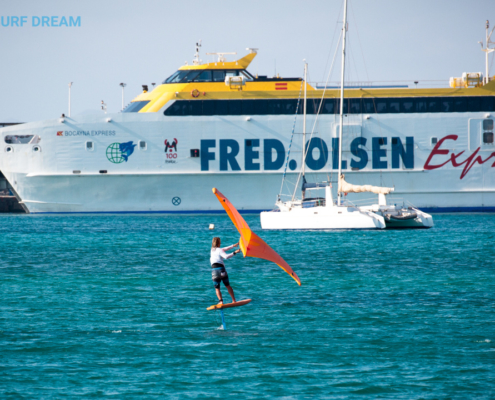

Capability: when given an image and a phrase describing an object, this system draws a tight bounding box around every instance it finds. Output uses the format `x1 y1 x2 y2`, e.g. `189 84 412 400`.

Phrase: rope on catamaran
278 75 304 201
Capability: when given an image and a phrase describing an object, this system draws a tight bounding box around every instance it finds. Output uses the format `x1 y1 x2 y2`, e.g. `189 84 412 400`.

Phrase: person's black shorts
212 265 230 289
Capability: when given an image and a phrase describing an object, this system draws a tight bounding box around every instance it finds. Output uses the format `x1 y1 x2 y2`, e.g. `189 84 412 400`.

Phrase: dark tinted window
440 98 453 112
242 100 255 114
467 97 481 112
481 96 495 111
350 99 361 114
164 96 495 116
194 70 212 82
164 70 190 83
362 99 375 113
402 99 414 112
427 99 439 112
229 100 242 115
203 100 215 115
212 71 225 82
416 100 427 112
216 100 229 115
389 99 400 113
322 99 335 114
454 98 467 112
182 71 200 82
190 101 202 115
254 100 268 115
375 99 387 113
484 119 494 130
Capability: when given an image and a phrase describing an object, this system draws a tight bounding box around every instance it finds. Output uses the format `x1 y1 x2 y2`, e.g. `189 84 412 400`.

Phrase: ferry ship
1 43 495 213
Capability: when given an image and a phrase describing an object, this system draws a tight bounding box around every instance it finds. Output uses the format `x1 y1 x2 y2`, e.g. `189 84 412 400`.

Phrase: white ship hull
1 110 494 213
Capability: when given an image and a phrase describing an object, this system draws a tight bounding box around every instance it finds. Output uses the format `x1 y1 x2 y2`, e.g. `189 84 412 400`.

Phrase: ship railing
311 79 449 89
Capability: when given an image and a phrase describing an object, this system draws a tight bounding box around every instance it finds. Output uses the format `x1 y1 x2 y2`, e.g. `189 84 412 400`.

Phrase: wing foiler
212 188 301 286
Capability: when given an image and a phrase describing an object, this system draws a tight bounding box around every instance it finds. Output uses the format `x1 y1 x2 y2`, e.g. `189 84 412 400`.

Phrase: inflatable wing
212 188 301 286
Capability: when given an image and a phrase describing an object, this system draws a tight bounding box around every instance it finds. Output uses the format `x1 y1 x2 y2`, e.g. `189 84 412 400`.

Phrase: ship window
194 70 212 82
86 141 94 151
32 145 41 152
389 100 400 113
122 100 150 113
416 100 427 112
5 146 13 153
139 140 147 150
190 149 200 157
246 140 252 146
254 100 268 115
467 97 481 112
431 137 438 145
4 135 34 144
483 119 494 131
190 101 203 115
483 132 494 144
401 99 414 113
182 71 200 82
391 138 398 145
321 99 335 114
212 71 225 82
375 99 387 113
454 98 467 112
481 96 495 111
350 99 361 114
240 71 254 81
229 100 242 115
216 100 229 115
427 99 439 112
225 70 240 77
242 99 255 115
362 99 375 113
441 98 453 112
202 100 215 115
163 70 191 84
378 137 386 145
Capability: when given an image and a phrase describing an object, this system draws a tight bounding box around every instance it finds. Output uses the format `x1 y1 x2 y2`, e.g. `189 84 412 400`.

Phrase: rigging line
321 2 344 82
294 28 343 191
349 0 370 82
278 73 304 199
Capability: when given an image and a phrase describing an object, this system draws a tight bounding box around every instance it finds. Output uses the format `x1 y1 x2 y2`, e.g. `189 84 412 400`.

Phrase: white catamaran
260 0 433 230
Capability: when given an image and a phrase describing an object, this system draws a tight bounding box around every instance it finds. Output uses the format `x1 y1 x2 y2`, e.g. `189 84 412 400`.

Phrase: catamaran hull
260 206 386 230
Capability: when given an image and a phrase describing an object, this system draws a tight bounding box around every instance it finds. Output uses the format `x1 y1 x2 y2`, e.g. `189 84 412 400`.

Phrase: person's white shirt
210 244 237 266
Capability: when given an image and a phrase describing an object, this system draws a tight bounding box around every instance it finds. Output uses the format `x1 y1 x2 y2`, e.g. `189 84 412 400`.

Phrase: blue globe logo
106 143 125 164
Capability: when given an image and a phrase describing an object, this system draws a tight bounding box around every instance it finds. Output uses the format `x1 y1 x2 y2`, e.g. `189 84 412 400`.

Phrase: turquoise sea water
1 214 494 399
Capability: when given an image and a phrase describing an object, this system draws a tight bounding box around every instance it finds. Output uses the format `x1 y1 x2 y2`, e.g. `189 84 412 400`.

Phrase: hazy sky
1 0 494 122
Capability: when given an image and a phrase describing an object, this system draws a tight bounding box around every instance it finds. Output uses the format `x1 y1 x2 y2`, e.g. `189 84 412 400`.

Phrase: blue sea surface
1 214 494 399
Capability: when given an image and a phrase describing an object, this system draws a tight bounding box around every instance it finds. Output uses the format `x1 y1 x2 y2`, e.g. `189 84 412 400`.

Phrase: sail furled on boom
338 174 394 195
212 188 301 286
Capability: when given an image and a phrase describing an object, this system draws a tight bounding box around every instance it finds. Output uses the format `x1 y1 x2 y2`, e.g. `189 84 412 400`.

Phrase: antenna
481 19 495 84
119 83 126 111
193 40 202 65
205 52 237 63
68 82 73 117
246 48 258 54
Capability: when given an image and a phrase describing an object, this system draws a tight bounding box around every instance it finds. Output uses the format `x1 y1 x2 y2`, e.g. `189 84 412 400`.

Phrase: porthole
431 137 438 145
483 131 494 144
33 145 41 152
86 141 94 151
5 146 13 153
139 140 147 150
483 119 494 131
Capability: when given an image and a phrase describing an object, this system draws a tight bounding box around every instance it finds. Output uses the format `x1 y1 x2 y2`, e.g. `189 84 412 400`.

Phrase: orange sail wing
212 188 301 286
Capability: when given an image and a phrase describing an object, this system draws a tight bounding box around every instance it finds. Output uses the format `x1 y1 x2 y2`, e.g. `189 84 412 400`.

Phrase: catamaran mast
302 62 308 179
337 0 348 206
